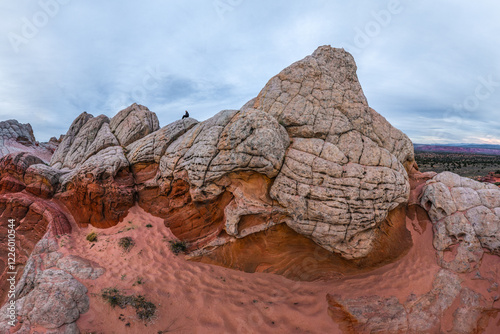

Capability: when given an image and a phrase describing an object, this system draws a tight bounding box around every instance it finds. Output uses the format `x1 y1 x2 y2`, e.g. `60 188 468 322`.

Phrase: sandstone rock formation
0 232 102 333
0 47 415 262
421 171 500 273
0 119 57 163
109 103 160 146
48 104 160 227
241 46 414 259
1 47 417 278
325 170 500 332
0 152 72 305
0 120 36 150
138 46 414 261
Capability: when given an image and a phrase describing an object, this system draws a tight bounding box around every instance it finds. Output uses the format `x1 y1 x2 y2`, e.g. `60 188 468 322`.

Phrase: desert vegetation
118 237 135 252
101 287 156 320
415 151 500 178
169 240 187 255
86 232 98 242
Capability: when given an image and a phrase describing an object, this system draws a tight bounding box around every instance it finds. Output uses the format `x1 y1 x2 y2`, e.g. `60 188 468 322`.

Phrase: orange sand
50 204 499 333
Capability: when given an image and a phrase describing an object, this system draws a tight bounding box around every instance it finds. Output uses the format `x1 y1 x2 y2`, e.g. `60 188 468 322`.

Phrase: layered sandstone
0 120 57 163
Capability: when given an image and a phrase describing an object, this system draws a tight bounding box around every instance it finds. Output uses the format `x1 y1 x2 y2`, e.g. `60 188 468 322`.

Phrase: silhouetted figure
182 110 189 119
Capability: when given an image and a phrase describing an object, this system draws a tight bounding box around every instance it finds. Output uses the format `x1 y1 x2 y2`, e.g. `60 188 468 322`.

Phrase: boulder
421 171 500 272
56 255 105 280
20 269 89 328
109 103 160 146
0 153 46 194
0 234 87 333
24 163 63 198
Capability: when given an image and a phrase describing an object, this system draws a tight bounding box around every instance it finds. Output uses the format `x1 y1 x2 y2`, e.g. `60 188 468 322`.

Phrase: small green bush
146 224 153 228
169 240 187 255
118 237 135 252
86 232 97 242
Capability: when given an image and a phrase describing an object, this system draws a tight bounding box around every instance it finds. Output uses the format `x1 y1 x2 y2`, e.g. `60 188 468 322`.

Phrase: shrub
133 277 144 286
101 287 128 308
146 224 153 228
118 237 135 252
132 295 156 320
169 240 187 255
86 232 97 242
101 288 156 321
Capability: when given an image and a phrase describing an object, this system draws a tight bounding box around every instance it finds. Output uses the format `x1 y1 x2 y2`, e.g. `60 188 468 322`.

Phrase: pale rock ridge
126 117 199 165
59 146 130 190
421 171 500 272
50 115 118 170
50 103 159 170
244 45 413 259
50 112 94 169
47 104 161 227
158 109 289 201
109 103 160 146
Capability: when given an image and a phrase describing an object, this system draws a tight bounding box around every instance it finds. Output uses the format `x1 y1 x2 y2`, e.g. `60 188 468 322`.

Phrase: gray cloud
0 0 498 144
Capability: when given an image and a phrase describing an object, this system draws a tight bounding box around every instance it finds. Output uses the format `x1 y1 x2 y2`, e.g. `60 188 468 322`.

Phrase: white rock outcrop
421 171 500 272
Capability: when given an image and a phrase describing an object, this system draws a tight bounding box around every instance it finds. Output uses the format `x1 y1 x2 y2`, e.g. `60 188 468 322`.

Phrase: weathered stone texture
421 171 500 272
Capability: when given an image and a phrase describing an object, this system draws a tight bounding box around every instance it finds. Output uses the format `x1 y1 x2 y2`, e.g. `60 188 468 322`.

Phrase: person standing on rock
182 110 189 119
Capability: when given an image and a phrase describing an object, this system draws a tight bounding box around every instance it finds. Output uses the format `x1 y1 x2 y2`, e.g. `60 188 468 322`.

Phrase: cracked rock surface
0 233 96 333
421 171 500 273
243 46 413 258
1 119 58 162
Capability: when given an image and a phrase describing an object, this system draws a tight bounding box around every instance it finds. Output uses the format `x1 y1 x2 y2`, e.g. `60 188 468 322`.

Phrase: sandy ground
51 205 500 333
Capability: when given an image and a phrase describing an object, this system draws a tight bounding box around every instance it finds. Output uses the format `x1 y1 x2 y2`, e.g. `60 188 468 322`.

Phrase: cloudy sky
0 1 499 144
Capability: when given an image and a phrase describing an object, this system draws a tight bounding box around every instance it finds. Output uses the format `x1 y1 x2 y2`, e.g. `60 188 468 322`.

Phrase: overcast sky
0 1 499 144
